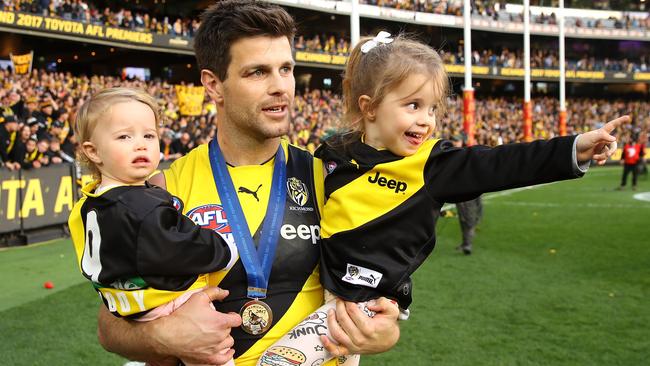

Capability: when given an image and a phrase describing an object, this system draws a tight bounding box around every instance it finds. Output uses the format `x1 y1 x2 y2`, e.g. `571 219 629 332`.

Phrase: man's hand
148 287 242 365
98 287 241 365
321 298 400 357
576 115 630 165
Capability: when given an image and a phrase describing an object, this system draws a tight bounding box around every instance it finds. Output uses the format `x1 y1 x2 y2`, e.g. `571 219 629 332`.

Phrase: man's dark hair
194 0 296 81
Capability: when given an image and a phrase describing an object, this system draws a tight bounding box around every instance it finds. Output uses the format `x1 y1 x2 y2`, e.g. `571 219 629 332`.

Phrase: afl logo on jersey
171 196 184 212
287 177 308 207
186 204 231 233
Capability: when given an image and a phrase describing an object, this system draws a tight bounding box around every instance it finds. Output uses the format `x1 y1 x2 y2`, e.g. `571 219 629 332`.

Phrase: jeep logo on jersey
367 172 407 193
171 196 184 212
342 263 382 288
280 224 320 244
287 177 308 206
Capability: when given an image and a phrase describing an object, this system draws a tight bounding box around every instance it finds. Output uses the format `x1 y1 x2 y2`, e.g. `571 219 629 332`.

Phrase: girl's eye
407 102 418 110
145 134 156 139
118 135 129 140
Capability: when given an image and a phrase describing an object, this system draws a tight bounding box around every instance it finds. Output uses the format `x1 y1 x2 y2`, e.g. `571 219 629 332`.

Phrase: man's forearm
97 305 169 362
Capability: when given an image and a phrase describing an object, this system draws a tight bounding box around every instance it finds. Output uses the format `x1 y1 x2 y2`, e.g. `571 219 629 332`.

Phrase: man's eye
251 70 264 77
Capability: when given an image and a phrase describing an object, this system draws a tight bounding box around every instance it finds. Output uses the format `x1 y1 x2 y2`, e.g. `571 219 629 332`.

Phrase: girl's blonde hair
341 33 449 132
74 87 161 179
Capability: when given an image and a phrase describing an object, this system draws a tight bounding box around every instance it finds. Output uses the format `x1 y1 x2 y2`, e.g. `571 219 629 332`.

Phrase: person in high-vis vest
95 1 401 365
618 134 645 191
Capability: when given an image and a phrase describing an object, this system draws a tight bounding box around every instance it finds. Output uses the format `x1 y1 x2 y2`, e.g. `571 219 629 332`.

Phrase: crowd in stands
360 0 650 30
2 0 199 37
1 68 648 172
5 0 650 40
440 46 649 72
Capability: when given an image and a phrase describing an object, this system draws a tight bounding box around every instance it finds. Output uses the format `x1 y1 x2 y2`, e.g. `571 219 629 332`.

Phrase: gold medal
240 299 273 335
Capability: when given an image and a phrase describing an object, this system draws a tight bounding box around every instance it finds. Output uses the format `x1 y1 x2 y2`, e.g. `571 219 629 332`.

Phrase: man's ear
358 95 376 121
81 141 101 165
201 69 224 105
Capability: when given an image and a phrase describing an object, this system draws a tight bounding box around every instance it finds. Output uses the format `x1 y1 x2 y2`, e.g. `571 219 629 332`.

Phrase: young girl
68 87 238 366
257 32 625 366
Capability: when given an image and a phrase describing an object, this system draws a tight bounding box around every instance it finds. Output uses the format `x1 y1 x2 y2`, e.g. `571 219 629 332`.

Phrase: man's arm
97 287 241 365
321 297 400 356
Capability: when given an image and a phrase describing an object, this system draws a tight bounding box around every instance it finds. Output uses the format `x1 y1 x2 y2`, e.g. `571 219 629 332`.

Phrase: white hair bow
360 31 394 54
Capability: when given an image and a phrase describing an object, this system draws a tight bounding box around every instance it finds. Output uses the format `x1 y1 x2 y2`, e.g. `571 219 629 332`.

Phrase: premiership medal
240 299 273 335
209 139 286 337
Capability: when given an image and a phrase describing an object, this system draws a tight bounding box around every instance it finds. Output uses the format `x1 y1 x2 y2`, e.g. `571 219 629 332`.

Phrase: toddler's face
89 100 160 186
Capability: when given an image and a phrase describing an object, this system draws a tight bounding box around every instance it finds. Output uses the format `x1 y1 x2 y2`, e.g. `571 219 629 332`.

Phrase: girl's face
83 100 160 187
363 73 438 156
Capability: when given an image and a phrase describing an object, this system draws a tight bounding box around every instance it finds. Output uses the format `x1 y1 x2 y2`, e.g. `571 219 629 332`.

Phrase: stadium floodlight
463 0 475 146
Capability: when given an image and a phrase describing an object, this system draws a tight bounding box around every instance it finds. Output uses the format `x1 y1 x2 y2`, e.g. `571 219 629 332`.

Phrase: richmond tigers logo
286 177 308 207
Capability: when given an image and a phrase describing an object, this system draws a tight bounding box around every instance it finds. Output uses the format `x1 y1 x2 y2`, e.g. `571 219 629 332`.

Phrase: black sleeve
135 204 235 278
425 135 581 203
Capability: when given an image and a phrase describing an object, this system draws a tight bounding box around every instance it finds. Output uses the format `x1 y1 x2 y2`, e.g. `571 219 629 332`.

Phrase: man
617 134 644 191
0 114 20 170
96 2 400 365
450 135 483 255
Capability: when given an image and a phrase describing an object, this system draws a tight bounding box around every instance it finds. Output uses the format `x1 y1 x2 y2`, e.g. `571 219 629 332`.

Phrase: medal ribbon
208 138 286 299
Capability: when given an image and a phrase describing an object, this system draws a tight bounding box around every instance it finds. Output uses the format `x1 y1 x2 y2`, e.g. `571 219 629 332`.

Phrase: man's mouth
262 105 287 113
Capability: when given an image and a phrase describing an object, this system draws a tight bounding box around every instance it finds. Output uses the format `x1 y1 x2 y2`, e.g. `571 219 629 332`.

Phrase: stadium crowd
5 0 650 40
440 46 649 72
360 0 650 30
1 68 648 171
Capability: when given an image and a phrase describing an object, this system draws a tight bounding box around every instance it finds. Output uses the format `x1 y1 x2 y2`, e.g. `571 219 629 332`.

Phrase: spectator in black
172 131 194 156
9 124 33 168
19 138 42 169
159 130 181 161
0 114 20 170
59 124 76 153
47 138 75 165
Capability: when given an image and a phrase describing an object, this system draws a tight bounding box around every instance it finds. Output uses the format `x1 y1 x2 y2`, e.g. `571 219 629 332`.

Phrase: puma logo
238 184 262 201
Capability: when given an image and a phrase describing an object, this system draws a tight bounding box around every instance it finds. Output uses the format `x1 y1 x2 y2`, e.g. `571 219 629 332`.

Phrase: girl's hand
576 115 630 165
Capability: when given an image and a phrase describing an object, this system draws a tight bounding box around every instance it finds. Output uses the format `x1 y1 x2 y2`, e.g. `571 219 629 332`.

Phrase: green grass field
1 166 649 365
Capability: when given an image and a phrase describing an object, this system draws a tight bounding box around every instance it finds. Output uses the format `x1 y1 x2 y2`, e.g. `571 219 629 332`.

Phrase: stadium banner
295 51 347 66
175 85 205 116
9 51 33 75
0 169 22 233
0 164 74 233
0 10 192 52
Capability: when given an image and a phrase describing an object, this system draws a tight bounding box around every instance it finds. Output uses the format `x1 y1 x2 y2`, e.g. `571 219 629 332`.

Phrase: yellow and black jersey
315 132 582 309
68 181 236 318
163 141 332 366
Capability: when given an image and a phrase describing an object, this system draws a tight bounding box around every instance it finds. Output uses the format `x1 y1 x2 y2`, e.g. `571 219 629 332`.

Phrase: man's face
218 36 295 140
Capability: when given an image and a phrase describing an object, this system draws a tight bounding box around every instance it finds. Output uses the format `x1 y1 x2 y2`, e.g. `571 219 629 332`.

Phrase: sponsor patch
342 263 383 288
